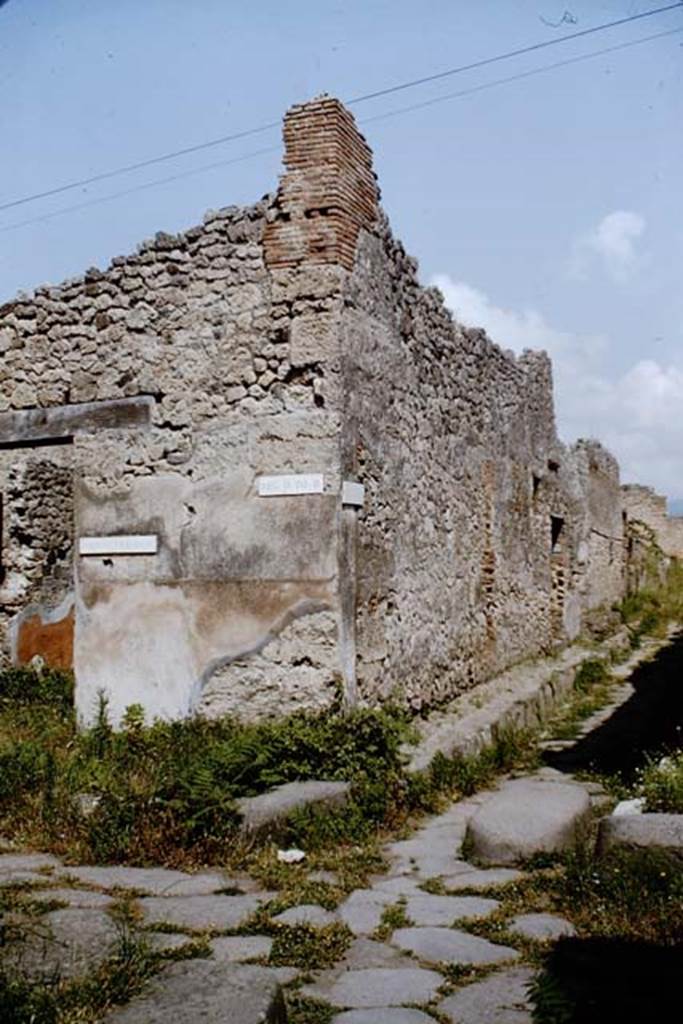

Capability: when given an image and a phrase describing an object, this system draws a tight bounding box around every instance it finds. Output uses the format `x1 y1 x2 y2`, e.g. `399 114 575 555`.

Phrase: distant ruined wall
0 95 647 725
622 484 683 561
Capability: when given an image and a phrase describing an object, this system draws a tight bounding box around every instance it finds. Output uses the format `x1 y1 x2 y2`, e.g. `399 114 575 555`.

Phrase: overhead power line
0 1 680 215
1 25 679 236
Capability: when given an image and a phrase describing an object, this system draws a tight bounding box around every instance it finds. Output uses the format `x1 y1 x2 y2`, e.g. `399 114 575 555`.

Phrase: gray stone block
441 867 523 891
0 852 61 874
597 813 683 857
340 938 412 969
4 908 120 982
237 780 351 837
303 967 443 1008
104 961 286 1023
30 887 113 909
404 894 499 926
509 913 576 941
337 889 392 935
439 967 535 1023
465 779 591 865
140 894 264 931
64 865 233 896
392 927 519 966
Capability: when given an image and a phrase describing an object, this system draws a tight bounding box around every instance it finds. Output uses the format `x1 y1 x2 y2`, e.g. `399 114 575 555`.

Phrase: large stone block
465 779 591 865
597 813 683 858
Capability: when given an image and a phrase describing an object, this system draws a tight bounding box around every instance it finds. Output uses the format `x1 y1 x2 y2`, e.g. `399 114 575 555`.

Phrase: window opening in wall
550 515 565 552
532 474 542 499
547 458 560 473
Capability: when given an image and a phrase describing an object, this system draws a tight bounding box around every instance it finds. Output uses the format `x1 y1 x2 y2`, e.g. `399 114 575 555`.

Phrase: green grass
637 750 683 814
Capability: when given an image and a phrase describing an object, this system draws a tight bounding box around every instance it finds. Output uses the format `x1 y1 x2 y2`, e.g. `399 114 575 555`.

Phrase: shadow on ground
544 632 683 782
531 936 681 1024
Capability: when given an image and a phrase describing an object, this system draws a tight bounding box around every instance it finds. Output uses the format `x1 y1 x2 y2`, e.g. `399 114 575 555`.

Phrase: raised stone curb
237 780 351 838
465 778 591 865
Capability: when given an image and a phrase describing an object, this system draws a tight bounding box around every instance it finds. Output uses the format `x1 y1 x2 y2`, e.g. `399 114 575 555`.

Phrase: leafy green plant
638 751 683 814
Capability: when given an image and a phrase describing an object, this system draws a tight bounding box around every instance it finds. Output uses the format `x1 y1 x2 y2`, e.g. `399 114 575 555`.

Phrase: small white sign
342 481 365 507
79 534 159 557
258 474 324 497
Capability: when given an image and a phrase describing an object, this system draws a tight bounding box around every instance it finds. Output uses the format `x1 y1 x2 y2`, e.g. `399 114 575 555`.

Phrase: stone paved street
0 766 604 1022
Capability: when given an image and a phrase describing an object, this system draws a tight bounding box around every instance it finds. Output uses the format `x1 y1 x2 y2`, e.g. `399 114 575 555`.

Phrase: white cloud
432 273 683 498
570 210 646 283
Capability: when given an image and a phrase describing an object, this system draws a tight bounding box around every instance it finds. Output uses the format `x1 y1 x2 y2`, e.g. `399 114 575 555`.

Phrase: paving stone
140 893 264 931
405 893 499 926
4 908 120 981
0 871 49 886
272 903 337 927
210 935 273 961
303 967 443 1008
441 867 523 891
466 779 591 865
384 837 463 878
337 889 393 935
509 913 576 941
272 966 300 985
0 852 61 873
392 927 519 966
332 1010 436 1024
439 966 535 1023
30 887 113 909
64 865 234 896
340 938 413 969
104 961 286 1023
237 780 350 837
597 813 683 857
369 876 425 897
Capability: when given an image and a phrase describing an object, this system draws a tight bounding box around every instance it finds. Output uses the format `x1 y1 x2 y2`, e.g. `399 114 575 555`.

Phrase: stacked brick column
264 96 379 271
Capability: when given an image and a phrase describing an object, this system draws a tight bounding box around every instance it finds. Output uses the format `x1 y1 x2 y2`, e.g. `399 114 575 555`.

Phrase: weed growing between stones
372 898 412 940
637 750 683 813
284 993 334 1024
267 921 352 968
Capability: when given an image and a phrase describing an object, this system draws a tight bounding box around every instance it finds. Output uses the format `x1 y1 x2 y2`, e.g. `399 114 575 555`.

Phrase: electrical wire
0 1 680 215
1 25 679 235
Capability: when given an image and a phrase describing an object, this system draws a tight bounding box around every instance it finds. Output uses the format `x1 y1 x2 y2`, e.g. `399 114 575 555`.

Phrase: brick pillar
264 96 379 272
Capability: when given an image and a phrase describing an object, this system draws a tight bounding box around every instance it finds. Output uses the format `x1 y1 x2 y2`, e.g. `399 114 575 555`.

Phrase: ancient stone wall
622 484 683 560
0 95 653 725
339 217 626 709
0 191 352 724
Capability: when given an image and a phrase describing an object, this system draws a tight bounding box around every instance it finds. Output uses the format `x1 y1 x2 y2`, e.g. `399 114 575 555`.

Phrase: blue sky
1 1 682 498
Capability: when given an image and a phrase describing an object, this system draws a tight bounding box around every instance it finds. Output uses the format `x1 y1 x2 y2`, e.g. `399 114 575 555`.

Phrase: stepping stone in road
404 894 499 926
302 967 443 1008
272 904 337 927
439 966 535 1023
140 894 264 931
103 961 285 1023
465 779 591 865
392 927 519 966
332 1010 436 1023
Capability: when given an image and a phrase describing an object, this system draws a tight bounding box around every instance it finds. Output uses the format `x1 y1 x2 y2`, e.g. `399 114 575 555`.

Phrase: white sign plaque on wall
79 534 159 556
258 474 324 497
342 481 365 507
